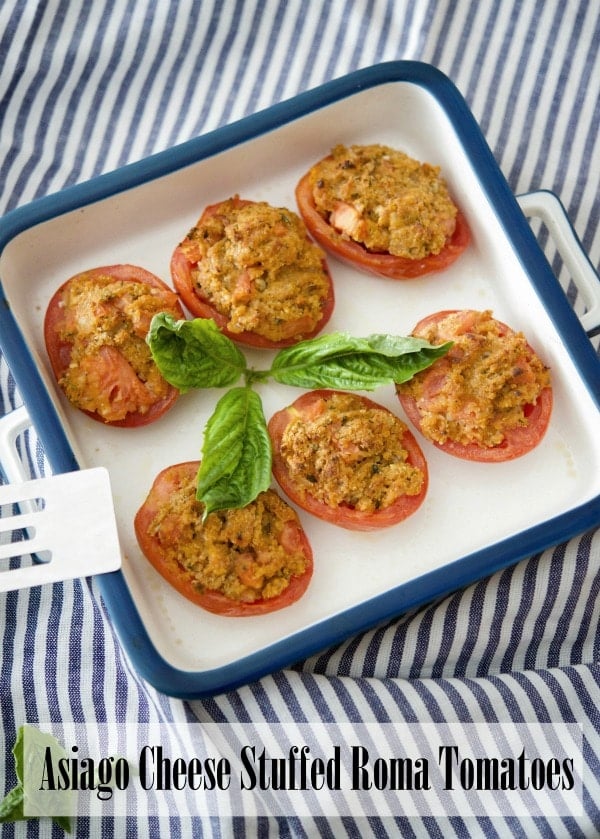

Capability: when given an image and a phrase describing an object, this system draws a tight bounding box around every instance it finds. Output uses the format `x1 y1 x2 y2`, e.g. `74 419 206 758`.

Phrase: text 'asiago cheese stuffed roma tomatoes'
396 309 553 462
44 264 185 427
268 390 428 532
134 461 313 617
295 144 470 279
170 196 335 348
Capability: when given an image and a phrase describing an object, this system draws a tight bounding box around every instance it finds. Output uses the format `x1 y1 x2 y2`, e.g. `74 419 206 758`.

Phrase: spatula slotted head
0 467 122 591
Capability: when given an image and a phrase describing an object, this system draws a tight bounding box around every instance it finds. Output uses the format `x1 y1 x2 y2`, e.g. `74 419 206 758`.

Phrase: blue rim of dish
1 61 599 698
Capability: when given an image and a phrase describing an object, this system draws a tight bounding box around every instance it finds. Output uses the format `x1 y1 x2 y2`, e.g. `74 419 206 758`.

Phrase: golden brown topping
57 274 180 421
184 198 331 342
398 310 551 447
148 475 308 603
279 392 424 512
309 144 458 259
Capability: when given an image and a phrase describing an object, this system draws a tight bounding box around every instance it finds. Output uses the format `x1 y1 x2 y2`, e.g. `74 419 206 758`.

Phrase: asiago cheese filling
309 143 458 259
56 274 180 421
280 392 424 513
148 478 308 603
398 310 551 447
183 199 331 342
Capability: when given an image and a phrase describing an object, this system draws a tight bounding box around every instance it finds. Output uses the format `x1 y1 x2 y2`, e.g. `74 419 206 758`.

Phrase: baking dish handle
517 190 600 334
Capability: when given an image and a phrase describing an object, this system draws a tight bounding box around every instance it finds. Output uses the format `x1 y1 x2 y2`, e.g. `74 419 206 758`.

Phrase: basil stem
196 387 272 518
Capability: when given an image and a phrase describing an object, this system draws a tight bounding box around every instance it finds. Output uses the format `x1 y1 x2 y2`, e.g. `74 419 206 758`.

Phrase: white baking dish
1 62 599 697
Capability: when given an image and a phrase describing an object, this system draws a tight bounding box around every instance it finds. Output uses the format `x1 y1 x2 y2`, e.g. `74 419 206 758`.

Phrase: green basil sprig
147 315 451 514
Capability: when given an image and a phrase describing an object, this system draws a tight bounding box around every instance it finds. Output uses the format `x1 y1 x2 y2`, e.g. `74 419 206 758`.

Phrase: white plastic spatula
0 406 122 591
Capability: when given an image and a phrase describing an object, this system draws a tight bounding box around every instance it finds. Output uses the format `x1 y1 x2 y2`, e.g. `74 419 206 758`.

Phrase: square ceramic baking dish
1 62 600 697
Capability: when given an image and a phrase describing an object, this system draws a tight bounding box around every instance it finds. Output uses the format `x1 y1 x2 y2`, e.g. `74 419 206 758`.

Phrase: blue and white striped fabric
1 1 599 836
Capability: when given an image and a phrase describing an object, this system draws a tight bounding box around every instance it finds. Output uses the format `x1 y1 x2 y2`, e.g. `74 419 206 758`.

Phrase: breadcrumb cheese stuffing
56 273 181 421
309 143 458 259
279 392 424 513
183 198 331 342
398 310 551 447
148 475 309 603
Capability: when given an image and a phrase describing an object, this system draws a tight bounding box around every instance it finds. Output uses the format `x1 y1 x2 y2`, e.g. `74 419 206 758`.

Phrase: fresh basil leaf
147 313 247 391
0 785 24 823
269 331 452 390
0 725 72 832
197 387 272 517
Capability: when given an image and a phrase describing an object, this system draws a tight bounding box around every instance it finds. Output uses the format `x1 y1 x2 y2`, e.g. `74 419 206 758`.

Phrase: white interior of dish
2 80 600 672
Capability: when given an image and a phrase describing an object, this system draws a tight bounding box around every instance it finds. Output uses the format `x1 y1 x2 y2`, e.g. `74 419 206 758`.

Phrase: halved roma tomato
134 462 313 617
170 196 335 349
268 390 428 531
396 310 553 461
295 164 470 280
44 264 184 427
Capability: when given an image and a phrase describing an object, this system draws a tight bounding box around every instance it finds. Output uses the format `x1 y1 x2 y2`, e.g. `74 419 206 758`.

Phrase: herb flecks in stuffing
149 474 308 603
57 274 181 421
398 309 551 447
279 392 424 512
182 198 331 343
309 144 458 259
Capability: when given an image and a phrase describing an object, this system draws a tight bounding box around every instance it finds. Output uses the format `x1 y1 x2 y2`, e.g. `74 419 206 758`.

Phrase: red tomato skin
44 264 184 428
396 310 553 462
268 390 429 532
134 462 314 617
170 197 335 349
295 171 471 280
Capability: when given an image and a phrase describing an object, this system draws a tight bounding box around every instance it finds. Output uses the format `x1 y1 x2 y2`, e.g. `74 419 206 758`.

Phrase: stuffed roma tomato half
44 264 184 426
134 461 313 616
170 195 335 348
295 143 470 279
268 390 428 531
396 309 553 461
